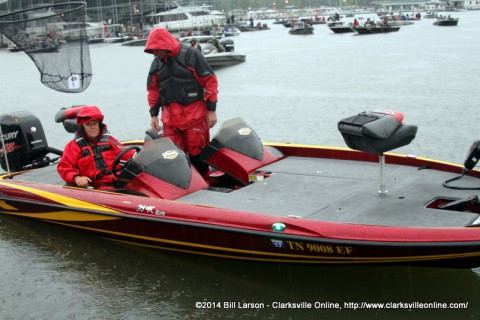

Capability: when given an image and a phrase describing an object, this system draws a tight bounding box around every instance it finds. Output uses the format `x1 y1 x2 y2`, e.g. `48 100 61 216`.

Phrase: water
1 10 480 319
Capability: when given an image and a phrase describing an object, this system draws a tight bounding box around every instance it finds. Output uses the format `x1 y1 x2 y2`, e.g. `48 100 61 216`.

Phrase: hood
76 106 104 125
144 28 181 56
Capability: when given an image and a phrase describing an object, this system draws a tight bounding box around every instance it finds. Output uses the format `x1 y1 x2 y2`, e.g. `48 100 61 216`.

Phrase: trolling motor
443 140 480 190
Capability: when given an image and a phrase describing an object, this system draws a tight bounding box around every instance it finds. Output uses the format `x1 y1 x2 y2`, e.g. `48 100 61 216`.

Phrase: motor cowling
0 110 49 172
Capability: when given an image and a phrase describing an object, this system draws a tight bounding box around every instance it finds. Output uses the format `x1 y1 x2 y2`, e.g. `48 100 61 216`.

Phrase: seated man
57 106 135 190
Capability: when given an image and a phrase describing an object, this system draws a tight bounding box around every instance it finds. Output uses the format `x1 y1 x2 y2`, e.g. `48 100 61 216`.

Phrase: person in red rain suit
144 28 218 177
57 106 135 190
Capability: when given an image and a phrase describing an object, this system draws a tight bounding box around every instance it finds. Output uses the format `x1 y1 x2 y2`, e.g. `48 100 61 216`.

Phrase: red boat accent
124 168 208 199
205 146 281 185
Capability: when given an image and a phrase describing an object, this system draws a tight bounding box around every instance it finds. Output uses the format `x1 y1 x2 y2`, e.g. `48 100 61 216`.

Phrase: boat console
201 117 284 185
338 110 417 195
116 137 209 199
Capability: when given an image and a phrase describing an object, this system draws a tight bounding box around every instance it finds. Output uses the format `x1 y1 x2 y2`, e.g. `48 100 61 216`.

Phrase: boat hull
433 19 459 26
354 26 400 34
2 196 480 268
2 142 480 269
329 26 354 33
204 52 246 68
289 27 314 35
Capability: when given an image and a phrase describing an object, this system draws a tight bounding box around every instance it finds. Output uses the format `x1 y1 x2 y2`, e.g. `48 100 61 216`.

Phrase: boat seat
338 111 417 154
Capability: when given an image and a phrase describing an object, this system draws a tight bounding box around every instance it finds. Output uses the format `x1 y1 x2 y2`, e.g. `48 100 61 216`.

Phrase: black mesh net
0 2 92 93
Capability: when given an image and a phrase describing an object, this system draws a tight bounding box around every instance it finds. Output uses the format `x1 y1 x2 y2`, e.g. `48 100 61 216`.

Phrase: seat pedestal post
378 153 388 196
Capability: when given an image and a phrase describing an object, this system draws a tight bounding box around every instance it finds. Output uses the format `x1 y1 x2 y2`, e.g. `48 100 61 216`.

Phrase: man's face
153 49 170 59
83 120 100 140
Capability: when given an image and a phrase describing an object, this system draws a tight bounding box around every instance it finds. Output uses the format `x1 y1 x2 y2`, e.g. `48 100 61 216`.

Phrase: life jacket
151 45 204 106
74 129 116 183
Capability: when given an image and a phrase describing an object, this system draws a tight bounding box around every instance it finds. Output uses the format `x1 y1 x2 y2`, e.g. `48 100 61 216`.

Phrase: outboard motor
201 117 284 185
219 38 234 52
0 110 56 173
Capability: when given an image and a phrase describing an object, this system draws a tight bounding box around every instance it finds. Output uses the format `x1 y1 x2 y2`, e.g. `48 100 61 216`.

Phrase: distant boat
289 22 314 35
146 2 225 32
7 41 59 53
354 24 400 35
24 44 59 54
223 26 241 37
55 21 122 42
433 16 459 26
202 38 246 68
328 22 354 34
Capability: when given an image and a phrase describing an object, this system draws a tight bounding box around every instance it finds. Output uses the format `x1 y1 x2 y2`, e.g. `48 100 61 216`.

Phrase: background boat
328 22 354 33
146 2 225 32
354 24 400 34
288 22 314 35
433 16 459 26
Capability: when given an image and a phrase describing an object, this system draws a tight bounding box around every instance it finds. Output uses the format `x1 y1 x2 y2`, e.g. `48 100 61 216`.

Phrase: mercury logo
1 131 19 141
162 150 178 159
238 128 251 136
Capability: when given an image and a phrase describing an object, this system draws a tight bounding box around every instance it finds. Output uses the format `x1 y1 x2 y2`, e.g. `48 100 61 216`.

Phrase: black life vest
153 45 204 106
75 129 113 178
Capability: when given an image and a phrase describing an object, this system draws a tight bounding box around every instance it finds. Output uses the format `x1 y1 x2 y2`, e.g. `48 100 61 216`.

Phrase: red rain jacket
57 125 133 189
145 28 218 130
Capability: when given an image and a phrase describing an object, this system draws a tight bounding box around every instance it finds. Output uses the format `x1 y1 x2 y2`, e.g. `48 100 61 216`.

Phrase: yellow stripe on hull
0 181 120 213
0 209 119 222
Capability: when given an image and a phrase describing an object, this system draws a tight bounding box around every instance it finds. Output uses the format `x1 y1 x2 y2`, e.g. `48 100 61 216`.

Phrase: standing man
144 28 218 177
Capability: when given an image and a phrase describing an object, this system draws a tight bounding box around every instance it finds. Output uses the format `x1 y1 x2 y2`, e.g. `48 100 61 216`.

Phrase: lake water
1 10 480 319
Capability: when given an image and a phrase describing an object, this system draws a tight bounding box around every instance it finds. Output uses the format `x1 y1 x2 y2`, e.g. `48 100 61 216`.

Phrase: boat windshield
209 117 264 161
119 138 192 189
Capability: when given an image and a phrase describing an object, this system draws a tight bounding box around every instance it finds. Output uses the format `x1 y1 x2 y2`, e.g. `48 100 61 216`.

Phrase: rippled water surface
1 10 480 320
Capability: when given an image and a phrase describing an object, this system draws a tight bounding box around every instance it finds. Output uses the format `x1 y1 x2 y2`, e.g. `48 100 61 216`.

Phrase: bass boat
2 108 480 268
354 24 400 34
433 16 459 26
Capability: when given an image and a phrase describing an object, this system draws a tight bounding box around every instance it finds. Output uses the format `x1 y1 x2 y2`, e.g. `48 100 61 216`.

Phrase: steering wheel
112 145 141 177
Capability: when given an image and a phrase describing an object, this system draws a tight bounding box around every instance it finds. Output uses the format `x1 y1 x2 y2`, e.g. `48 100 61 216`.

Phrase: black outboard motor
0 110 54 173
219 38 234 52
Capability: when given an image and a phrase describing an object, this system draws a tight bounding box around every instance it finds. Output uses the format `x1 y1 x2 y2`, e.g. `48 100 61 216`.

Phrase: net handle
0 2 86 25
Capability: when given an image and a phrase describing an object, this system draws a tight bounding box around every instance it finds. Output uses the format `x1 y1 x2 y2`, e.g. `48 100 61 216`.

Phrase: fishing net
0 2 92 93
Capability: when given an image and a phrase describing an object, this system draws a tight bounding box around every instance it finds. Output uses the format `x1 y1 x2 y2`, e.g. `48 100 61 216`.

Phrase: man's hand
207 111 217 128
74 176 92 188
151 116 161 132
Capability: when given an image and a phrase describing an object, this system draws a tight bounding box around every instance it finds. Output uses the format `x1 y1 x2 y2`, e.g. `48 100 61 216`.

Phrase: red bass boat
2 107 480 268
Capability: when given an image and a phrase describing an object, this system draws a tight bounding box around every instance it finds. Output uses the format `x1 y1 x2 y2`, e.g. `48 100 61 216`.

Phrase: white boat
146 2 226 32
223 26 241 37
53 21 122 42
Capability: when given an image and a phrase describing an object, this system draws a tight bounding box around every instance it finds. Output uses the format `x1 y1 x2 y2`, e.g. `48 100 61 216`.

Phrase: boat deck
9 155 480 228
179 156 480 228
